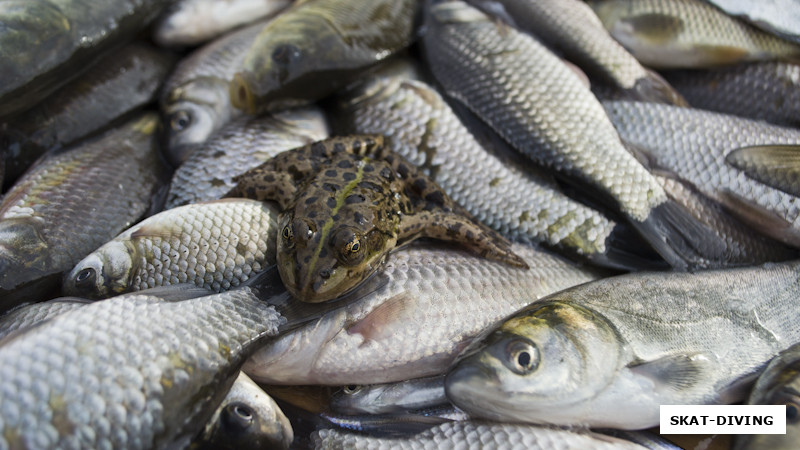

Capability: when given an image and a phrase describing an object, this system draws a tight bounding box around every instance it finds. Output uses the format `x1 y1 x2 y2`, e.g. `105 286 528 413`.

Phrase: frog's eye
169 110 191 132
282 224 294 246
332 228 365 265
504 339 539 375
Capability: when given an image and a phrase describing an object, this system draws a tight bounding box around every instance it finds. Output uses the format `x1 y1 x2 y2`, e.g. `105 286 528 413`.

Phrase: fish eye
343 385 361 395
74 268 96 287
505 339 539 375
271 44 302 65
169 110 191 132
222 402 255 431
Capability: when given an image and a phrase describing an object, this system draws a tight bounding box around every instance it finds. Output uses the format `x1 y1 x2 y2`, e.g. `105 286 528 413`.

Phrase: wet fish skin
653 173 798 266
154 0 291 47
0 0 173 118
161 20 267 166
0 43 176 188
331 376 448 415
423 0 717 269
588 0 800 69
446 261 800 429
166 106 329 208
63 199 279 300
244 242 606 385
482 0 687 105
311 421 647 449
734 342 800 450
338 63 645 269
0 284 288 449
0 113 169 309
663 62 800 128
0 298 88 340
603 100 800 248
229 0 419 114
704 0 800 44
194 372 294 450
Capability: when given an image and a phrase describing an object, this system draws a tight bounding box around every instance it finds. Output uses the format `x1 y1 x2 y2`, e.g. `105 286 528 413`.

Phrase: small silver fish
331 376 448 415
63 199 279 300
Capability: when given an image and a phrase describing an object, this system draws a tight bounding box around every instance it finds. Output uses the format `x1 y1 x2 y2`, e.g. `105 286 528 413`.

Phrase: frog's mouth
281 251 387 303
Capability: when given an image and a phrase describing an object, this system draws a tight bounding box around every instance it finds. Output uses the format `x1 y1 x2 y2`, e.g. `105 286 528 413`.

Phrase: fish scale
311 421 647 449
603 100 800 247
0 288 286 449
423 0 666 222
166 106 329 208
340 72 623 262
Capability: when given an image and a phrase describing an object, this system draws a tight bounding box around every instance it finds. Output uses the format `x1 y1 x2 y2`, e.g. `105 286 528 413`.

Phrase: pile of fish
3 0 800 448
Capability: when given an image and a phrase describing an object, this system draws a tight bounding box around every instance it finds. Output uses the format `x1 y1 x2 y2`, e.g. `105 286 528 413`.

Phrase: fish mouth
445 362 507 420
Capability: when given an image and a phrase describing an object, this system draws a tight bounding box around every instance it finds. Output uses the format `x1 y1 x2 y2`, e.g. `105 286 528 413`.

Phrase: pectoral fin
629 352 714 392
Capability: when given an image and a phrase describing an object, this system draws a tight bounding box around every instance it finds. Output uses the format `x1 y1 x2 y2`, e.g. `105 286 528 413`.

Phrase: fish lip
445 362 501 417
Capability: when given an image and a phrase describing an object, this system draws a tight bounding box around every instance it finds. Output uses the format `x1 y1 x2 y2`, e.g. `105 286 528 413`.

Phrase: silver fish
603 100 800 248
0 43 175 188
734 342 800 450
446 261 800 429
588 0 800 69
422 0 719 269
166 106 329 208
331 376 448 415
338 61 653 270
63 199 280 300
311 421 647 449
726 145 800 198
194 371 294 450
161 20 268 165
663 62 800 128
0 113 168 310
0 280 295 449
244 242 606 385
0 298 88 340
479 0 687 105
154 0 292 47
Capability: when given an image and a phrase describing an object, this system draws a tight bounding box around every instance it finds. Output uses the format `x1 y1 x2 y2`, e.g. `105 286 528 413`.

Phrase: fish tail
630 200 728 270
631 69 689 107
587 223 670 272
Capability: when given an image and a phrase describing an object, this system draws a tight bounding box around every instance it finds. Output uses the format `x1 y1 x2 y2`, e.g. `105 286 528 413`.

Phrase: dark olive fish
0 0 173 118
663 62 800 128
734 342 800 450
229 0 419 114
0 113 169 312
0 43 175 188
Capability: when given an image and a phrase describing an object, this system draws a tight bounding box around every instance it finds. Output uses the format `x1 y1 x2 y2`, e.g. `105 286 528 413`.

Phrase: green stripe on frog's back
306 160 367 277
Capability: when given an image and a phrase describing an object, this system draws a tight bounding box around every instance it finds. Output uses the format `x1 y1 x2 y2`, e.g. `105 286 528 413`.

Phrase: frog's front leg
226 166 298 209
399 210 530 269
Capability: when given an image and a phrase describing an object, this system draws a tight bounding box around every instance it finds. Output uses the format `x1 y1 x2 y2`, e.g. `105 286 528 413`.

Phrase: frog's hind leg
401 209 530 269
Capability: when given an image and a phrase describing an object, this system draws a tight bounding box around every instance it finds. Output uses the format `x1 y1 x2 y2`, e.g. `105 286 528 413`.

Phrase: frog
226 134 528 303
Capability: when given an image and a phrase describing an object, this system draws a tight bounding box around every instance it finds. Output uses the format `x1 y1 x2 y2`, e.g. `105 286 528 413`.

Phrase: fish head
735 354 800 450
276 201 393 303
63 241 135 300
445 300 623 425
197 372 294 450
330 384 386 415
162 78 237 166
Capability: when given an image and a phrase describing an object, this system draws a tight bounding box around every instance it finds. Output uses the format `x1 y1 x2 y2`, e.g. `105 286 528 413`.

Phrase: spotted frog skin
228 135 528 303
